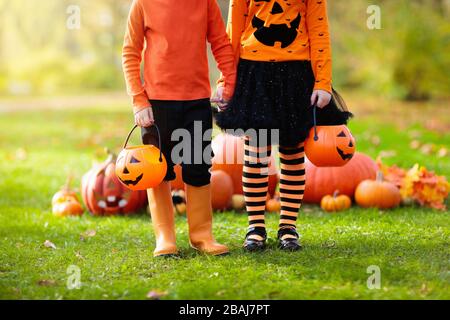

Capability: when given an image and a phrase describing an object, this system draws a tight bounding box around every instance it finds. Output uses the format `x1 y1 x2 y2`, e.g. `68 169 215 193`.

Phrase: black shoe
277 227 302 251
243 227 267 252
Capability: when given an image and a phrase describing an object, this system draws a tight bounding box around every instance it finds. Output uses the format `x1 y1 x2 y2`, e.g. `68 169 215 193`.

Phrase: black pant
141 99 213 187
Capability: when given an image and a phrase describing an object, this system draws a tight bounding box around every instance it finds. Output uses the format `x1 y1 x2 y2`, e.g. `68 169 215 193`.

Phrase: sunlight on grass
0 94 448 300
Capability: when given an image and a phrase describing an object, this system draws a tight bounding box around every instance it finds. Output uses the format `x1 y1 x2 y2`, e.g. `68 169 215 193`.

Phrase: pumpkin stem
104 147 117 162
63 173 73 192
376 171 384 182
333 190 340 198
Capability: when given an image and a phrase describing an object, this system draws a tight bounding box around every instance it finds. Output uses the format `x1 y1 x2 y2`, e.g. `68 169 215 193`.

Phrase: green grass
0 94 449 300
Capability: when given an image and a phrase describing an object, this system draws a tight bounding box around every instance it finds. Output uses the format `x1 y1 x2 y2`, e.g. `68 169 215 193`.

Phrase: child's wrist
133 104 152 115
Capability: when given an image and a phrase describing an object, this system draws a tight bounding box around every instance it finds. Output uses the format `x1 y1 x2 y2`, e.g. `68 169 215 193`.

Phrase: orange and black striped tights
243 137 305 243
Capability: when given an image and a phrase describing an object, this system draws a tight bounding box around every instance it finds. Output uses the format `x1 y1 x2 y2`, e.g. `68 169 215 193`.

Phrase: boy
122 0 236 257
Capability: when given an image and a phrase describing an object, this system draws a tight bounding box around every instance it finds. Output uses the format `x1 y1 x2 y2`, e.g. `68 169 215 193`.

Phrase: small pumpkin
266 197 281 213
321 190 351 212
211 170 234 210
53 197 84 217
231 194 246 211
52 176 78 206
52 176 84 217
355 171 401 209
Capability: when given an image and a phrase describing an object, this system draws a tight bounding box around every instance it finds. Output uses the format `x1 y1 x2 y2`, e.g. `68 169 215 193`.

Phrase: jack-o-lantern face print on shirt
251 0 302 48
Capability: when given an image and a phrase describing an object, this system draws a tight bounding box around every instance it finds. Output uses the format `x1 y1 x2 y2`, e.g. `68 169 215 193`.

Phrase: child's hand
134 106 155 127
211 85 230 112
311 90 332 109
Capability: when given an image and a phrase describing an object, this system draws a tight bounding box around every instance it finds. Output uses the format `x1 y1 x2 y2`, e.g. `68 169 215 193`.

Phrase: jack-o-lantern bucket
116 125 167 190
305 105 356 167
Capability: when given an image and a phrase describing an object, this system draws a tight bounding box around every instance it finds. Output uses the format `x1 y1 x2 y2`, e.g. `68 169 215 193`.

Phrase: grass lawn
0 93 449 300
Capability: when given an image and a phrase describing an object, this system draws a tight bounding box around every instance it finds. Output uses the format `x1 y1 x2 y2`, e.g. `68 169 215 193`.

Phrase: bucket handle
122 124 163 162
312 104 319 141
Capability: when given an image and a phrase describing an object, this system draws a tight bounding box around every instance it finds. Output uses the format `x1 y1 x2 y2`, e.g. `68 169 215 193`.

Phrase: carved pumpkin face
116 145 167 191
251 0 302 48
94 163 131 213
304 125 356 167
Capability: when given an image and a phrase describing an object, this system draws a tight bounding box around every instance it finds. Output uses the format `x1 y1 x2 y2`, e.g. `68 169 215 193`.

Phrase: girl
214 0 352 251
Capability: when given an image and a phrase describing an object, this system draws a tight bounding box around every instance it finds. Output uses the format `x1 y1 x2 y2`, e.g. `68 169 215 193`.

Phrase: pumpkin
115 125 167 191
320 190 352 212
211 133 278 196
52 176 84 217
231 194 246 211
53 197 84 217
305 125 356 167
304 152 378 203
52 176 78 206
52 188 78 206
211 170 234 210
266 197 281 212
81 149 147 215
355 171 402 209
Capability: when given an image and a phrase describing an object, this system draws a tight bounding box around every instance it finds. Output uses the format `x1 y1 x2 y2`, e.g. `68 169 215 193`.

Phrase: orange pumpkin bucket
115 125 167 190
304 105 356 167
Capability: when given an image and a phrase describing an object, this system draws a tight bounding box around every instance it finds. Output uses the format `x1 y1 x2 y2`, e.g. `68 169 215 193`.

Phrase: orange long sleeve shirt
225 0 332 93
122 0 237 113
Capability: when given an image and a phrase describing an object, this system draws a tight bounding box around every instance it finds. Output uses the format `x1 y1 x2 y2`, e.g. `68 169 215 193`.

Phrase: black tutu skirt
215 59 353 147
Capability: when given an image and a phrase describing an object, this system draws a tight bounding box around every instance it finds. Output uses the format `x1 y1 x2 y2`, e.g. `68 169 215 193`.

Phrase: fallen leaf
437 147 448 158
378 150 397 158
409 140 421 150
420 143 434 155
322 239 336 248
75 251 85 260
146 290 168 300
37 279 57 287
43 240 57 249
80 229 96 241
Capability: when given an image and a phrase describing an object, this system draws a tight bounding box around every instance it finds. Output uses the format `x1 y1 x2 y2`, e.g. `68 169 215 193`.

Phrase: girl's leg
277 142 306 251
242 137 271 251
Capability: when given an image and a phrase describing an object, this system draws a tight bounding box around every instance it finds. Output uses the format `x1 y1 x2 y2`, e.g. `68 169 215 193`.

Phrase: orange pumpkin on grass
320 190 352 212
211 170 234 210
266 197 281 213
53 197 84 217
211 133 278 196
52 176 84 217
355 171 401 209
304 152 377 203
82 149 147 216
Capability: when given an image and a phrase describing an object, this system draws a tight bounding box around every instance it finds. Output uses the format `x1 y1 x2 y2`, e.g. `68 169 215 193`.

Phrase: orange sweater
224 0 332 93
122 0 237 113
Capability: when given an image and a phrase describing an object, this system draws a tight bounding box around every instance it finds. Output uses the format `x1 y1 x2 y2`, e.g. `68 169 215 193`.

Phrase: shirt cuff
313 81 332 94
132 92 151 114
